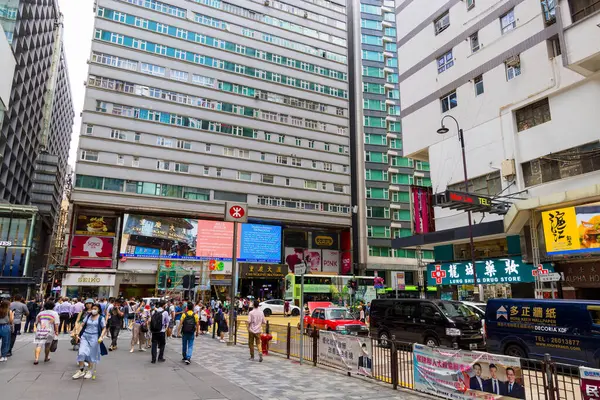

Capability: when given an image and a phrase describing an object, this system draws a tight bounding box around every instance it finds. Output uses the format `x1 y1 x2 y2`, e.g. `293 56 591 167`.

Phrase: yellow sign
542 207 579 254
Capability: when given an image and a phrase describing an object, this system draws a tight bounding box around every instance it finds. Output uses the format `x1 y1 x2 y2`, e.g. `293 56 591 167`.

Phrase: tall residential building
394 0 600 300
351 0 433 290
70 0 351 298
0 0 74 295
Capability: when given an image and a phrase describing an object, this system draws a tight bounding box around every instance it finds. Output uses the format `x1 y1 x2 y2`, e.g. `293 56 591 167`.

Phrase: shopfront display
61 272 116 298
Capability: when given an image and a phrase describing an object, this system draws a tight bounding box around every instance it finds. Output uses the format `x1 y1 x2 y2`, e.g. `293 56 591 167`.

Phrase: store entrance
66 286 111 300
119 284 155 299
240 279 283 300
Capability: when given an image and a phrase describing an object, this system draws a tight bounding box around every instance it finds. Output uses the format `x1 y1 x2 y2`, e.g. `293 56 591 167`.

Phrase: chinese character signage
414 344 525 400
542 204 600 256
318 331 372 377
581 367 600 400
427 257 554 285
239 263 288 279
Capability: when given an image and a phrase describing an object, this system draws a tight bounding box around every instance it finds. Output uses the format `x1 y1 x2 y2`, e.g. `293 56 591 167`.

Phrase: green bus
284 274 377 306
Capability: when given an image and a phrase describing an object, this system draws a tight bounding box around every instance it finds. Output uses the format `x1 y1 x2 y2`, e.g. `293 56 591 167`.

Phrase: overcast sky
60 0 94 168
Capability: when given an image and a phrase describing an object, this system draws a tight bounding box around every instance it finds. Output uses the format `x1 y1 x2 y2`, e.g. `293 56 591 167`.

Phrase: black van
486 299 600 366
369 299 485 350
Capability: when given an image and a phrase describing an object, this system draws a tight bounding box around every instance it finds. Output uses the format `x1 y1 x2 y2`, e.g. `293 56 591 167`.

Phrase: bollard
266 320 270 334
391 341 399 390
212 317 216 339
286 323 291 359
234 318 238 345
312 331 318 366
544 353 557 400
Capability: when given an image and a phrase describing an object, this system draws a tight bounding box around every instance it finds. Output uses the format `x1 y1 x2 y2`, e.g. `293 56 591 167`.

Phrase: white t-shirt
200 310 208 322
194 305 201 315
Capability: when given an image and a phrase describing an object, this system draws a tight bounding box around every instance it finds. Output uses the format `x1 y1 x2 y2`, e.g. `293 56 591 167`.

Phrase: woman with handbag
71 299 93 351
33 301 60 364
0 300 14 362
130 301 148 353
73 303 107 380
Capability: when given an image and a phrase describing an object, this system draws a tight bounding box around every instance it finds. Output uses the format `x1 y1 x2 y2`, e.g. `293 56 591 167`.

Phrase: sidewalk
0 331 422 400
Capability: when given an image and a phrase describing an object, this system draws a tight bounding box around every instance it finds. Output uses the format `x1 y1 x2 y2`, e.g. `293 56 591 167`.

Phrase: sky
59 0 94 168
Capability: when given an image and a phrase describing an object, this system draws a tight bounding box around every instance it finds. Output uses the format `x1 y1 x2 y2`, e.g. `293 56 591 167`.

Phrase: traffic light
166 277 173 288
189 274 197 288
158 274 166 288
182 275 190 289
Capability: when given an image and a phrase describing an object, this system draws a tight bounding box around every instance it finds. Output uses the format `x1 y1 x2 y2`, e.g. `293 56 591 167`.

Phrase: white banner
322 250 340 273
318 331 372 376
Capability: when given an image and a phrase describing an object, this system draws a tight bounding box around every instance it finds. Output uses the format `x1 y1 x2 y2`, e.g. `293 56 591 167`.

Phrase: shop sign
239 263 288 279
542 204 600 256
75 215 117 237
427 257 554 286
301 284 332 293
311 232 338 249
62 273 116 287
0 241 12 246
580 367 600 400
560 263 600 288
394 271 406 290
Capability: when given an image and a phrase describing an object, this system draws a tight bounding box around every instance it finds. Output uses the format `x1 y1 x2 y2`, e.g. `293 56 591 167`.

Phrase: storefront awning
504 183 600 235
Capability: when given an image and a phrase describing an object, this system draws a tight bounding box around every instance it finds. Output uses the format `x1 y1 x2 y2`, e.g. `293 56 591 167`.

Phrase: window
474 75 484 96
223 147 235 156
466 0 475 10
80 150 98 161
193 74 215 87
500 9 516 34
132 157 139 167
205 144 211 152
304 180 317 189
85 125 94 135
260 152 266 161
437 50 454 73
324 143 330 151
238 171 252 181
110 129 127 140
323 163 332 172
203 166 209 176
157 137 173 147
170 69 188 81
157 160 171 171
285 178 291 186
176 140 191 150
448 171 502 196
506 59 521 81
216 168 222 177
434 12 450 35
278 135 285 144
333 184 344 193
470 32 480 53
134 133 141 142
262 174 274 184
441 91 458 113
277 155 288 165
175 163 189 173
516 98 551 132
141 63 165 76
237 149 250 159
96 101 107 112
291 158 301 167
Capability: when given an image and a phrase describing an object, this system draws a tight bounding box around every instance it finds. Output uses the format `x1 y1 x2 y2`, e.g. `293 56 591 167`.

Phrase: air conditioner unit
501 159 516 179
264 0 269 5
505 55 520 67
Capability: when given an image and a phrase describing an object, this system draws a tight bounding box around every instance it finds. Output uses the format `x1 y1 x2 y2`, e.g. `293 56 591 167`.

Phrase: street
1 330 422 400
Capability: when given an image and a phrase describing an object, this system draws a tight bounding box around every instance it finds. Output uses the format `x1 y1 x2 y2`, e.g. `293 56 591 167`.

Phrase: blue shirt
175 306 183 321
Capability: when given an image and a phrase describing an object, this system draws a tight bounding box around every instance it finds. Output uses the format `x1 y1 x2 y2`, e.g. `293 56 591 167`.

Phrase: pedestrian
284 300 290 317
70 298 84 331
359 306 365 323
178 302 199 365
130 301 148 353
210 298 216 312
150 301 170 363
173 301 183 338
216 305 228 343
72 299 94 351
199 306 209 334
25 298 39 333
9 294 29 357
57 297 71 334
33 301 59 365
145 303 153 349
0 300 14 362
246 300 266 362
108 299 124 351
73 303 107 380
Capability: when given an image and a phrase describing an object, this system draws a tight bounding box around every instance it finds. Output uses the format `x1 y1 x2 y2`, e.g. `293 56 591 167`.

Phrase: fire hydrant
260 333 273 355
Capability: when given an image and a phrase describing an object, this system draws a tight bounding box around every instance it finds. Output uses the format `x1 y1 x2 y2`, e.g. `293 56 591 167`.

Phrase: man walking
150 301 170 363
70 299 84 331
9 295 29 357
178 302 199 364
57 297 71 334
246 300 266 362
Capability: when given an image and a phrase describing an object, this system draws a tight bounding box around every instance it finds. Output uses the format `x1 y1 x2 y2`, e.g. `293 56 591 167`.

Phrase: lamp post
437 115 483 301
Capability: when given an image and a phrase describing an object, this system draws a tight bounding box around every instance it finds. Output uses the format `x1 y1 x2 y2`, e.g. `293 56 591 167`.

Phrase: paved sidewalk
0 331 422 400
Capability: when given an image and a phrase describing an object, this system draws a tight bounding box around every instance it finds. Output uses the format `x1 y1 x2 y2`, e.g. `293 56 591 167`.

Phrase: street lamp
437 115 482 301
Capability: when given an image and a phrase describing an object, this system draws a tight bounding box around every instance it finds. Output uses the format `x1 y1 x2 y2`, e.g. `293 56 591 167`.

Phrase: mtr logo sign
224 202 248 223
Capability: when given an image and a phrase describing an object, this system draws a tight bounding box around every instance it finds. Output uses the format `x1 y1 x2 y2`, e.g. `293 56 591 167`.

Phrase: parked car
369 298 485 350
303 307 369 336
259 299 300 317
486 298 600 366
462 301 487 319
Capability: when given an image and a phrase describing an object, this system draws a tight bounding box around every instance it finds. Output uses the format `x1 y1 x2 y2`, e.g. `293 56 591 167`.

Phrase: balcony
386 115 398 121
384 82 395 89
385 99 396 105
384 51 395 58
388 150 398 156
382 36 394 43
382 21 393 28
564 2 600 75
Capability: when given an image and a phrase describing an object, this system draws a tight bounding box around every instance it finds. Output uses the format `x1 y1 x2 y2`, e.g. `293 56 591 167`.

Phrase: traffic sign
224 202 248 223
538 272 561 282
294 262 306 275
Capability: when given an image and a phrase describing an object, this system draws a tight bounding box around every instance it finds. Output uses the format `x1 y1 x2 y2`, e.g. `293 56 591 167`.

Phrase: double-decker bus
284 274 377 306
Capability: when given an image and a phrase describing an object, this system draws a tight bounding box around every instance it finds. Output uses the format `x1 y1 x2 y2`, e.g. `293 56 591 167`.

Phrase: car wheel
263 308 272 317
424 336 439 347
378 331 391 347
504 344 527 358
291 308 300 316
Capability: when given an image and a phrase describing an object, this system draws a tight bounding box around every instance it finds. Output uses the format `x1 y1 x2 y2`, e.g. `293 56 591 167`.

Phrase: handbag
141 323 148 333
50 339 58 352
100 341 108 356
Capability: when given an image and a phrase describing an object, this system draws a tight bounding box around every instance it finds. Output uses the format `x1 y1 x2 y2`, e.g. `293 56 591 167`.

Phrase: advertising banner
284 247 322 272
239 224 282 263
542 204 600 256
311 232 339 249
580 367 600 400
394 271 406 290
322 250 340 273
318 331 372 376
196 220 233 259
413 344 525 400
427 257 555 286
69 236 114 269
75 215 117 236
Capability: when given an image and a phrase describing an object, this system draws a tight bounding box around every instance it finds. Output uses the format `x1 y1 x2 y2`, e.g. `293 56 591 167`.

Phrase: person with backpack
216 304 228 343
177 302 199 364
73 303 106 380
150 301 170 364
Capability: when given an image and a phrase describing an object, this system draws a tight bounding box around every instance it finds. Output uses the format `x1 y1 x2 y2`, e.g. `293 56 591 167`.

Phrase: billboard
74 215 117 236
69 236 113 269
412 186 435 234
414 344 525 400
542 204 600 256
120 214 282 263
581 367 600 400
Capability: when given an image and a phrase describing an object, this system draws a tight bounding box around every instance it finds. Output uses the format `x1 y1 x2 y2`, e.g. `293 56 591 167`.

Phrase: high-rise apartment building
350 0 433 290
0 0 74 295
394 0 600 300
70 0 352 298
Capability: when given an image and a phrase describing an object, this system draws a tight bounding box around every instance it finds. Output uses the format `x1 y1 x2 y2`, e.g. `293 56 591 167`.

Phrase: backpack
150 310 164 333
181 313 196 334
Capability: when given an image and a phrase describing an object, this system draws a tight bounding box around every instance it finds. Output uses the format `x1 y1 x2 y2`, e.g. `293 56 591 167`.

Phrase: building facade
394 0 600 300
70 0 352 298
0 0 74 296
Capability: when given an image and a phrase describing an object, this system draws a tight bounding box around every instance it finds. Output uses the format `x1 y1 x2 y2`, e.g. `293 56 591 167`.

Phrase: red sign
70 236 114 258
581 368 600 400
532 264 549 276
431 265 447 284
229 205 245 219
69 258 112 268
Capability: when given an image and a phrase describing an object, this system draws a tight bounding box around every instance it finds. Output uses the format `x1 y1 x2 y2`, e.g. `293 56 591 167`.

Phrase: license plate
350 332 358 336
469 343 478 350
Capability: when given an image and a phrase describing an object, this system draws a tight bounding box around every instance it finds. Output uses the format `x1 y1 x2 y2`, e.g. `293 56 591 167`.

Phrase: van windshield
436 302 475 318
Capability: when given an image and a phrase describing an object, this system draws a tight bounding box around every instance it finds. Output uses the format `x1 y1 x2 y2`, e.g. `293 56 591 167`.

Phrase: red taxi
303 307 368 336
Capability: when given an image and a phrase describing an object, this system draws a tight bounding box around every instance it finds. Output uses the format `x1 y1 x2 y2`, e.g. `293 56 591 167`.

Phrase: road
1 330 422 400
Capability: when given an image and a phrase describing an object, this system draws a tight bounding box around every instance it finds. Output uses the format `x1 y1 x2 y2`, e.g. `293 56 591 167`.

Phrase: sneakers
219 339 226 343
84 371 93 379
185 359 191 365
0 357 7 362
259 355 263 363
130 349 134 353
249 357 254 361
72 370 86 379
138 348 146 352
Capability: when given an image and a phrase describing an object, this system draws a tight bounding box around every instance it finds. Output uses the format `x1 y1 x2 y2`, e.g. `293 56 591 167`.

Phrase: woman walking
130 301 147 353
33 301 59 364
73 303 106 380
0 300 14 362
199 306 208 335
71 299 93 351
108 299 124 351
216 305 228 343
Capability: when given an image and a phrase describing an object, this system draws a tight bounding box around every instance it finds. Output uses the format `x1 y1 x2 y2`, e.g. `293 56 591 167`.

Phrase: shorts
34 331 55 348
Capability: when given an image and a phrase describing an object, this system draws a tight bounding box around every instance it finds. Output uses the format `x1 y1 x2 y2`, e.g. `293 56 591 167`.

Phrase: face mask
91 309 98 315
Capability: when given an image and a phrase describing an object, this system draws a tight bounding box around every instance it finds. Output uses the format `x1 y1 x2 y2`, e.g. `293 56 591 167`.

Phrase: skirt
200 321 208 331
